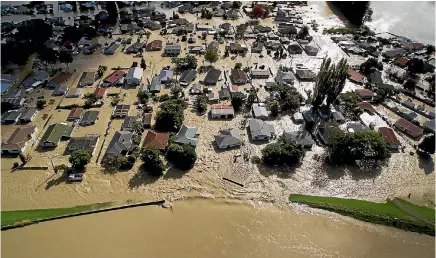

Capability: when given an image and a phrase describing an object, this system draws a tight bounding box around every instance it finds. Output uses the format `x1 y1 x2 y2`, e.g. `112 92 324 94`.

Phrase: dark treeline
329 1 373 27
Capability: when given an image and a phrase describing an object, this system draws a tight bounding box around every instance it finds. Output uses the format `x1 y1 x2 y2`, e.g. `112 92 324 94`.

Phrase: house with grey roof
121 116 138 131
284 131 314 149
158 69 173 83
252 42 264 53
2 98 25 109
53 85 69 96
164 42 181 56
275 71 295 85
249 119 275 141
304 45 319 56
179 69 197 86
1 110 22 124
103 131 133 160
204 68 222 86
218 88 231 100
19 107 38 123
214 129 242 149
67 135 100 155
149 75 162 93
252 103 269 119
175 125 199 147
331 111 345 123
39 123 74 147
80 111 99 126
251 70 270 79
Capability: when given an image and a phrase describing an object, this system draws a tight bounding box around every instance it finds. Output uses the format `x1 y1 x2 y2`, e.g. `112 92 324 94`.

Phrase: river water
2 199 434 258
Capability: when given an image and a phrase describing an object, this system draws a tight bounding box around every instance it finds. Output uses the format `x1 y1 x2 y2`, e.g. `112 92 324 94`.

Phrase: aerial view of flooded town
1 1 435 257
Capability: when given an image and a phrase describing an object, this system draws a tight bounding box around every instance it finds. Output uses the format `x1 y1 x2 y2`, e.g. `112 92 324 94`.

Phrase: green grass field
2 202 112 227
394 198 435 223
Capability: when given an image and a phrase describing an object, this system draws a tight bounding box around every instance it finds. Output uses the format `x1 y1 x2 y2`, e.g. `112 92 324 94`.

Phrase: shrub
251 155 261 164
69 150 91 169
154 100 185 132
166 143 197 170
141 148 165 176
13 162 19 168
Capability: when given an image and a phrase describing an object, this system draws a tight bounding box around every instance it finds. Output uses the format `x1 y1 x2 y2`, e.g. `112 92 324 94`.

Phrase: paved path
392 199 433 224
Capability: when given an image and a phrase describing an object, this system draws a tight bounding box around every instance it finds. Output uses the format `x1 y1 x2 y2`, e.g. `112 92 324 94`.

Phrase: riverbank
289 194 435 236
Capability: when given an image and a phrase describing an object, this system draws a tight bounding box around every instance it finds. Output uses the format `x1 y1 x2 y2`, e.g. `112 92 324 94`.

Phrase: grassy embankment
289 194 435 236
1 202 112 228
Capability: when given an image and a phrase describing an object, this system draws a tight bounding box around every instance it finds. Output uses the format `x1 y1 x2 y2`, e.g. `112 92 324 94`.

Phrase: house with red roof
378 127 401 150
142 131 169 150
355 88 374 100
103 70 125 85
94 88 107 99
146 40 163 51
394 118 424 138
357 102 376 114
347 68 365 84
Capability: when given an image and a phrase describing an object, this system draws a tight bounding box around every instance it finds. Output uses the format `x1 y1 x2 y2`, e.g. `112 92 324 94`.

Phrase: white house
126 67 143 86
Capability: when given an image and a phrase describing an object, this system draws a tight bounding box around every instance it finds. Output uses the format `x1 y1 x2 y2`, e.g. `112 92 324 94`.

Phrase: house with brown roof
103 70 126 85
47 71 73 88
1 126 37 154
231 69 248 84
142 131 169 150
67 107 84 121
295 69 316 81
211 105 235 119
393 57 409 68
79 72 97 86
146 40 163 51
355 88 374 100
378 127 401 150
357 102 376 114
347 68 365 84
394 118 424 138
94 88 107 99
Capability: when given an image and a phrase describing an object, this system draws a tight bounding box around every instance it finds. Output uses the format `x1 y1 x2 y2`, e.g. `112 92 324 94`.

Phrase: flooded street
2 199 434 258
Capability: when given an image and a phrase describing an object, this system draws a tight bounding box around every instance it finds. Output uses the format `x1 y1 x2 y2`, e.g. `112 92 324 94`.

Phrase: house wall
218 142 240 149
253 135 269 141
252 74 269 79
39 141 57 147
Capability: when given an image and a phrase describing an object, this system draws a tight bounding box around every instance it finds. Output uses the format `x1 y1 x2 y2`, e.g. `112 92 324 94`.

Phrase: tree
140 57 146 69
37 47 58 67
172 55 197 70
360 58 383 76
329 1 372 26
231 92 246 112
84 93 98 108
271 84 302 112
36 99 47 109
252 6 265 17
201 9 213 19
166 143 197 170
269 101 279 117
426 45 435 55
418 134 435 155
340 92 362 118
297 25 309 39
171 86 182 99
62 26 82 43
403 79 417 91
234 63 242 69
195 94 209 114
141 148 165 176
69 150 91 169
137 91 150 104
326 130 390 165
59 51 73 66
154 100 185 132
204 49 219 65
247 91 257 106
261 136 305 166
407 58 425 74
325 58 348 108
233 1 242 9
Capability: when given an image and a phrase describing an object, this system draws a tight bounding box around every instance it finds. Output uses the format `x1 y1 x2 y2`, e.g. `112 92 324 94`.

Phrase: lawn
1 202 112 227
394 198 435 223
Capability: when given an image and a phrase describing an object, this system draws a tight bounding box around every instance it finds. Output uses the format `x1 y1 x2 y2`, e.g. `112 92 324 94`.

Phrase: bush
159 94 170 102
36 99 46 109
13 162 19 168
195 94 208 114
269 101 279 117
69 150 91 169
166 143 197 170
251 155 261 164
234 63 242 69
231 92 246 112
141 148 165 176
261 136 304 166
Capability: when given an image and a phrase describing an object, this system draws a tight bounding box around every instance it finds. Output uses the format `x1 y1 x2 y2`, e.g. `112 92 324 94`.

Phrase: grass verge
289 194 435 236
1 202 112 228
393 197 435 223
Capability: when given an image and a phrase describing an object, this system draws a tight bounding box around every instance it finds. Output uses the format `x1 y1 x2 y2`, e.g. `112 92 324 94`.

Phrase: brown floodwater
2 199 434 258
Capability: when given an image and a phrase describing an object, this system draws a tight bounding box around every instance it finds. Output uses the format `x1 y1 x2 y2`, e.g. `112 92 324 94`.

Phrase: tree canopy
154 100 185 132
297 25 309 39
59 51 73 66
69 150 92 169
166 143 197 170
231 92 246 112
195 94 209 114
271 84 302 112
418 134 435 155
141 148 165 176
171 55 198 70
360 58 383 76
204 49 219 64
261 136 305 166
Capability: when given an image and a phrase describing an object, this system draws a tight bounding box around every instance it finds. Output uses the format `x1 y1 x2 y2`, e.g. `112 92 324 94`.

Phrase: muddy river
2 199 434 258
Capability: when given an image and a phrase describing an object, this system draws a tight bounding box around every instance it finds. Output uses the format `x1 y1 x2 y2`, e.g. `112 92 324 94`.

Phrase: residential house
393 57 409 67
112 104 130 118
149 75 162 93
295 69 316 81
2 97 25 109
210 105 235 119
288 42 303 54
214 129 242 149
284 130 314 149
218 88 231 100
80 110 99 126
103 131 133 160
204 68 222 86
280 37 291 44
252 103 269 119
78 71 96 87
53 85 69 96
1 126 37 154
355 88 374 100
146 40 163 51
121 116 137 132
19 108 38 123
424 119 435 133
368 70 383 86
179 69 197 86
175 125 199 147
142 113 152 128
394 118 424 138
248 119 275 141
39 123 74 147
347 122 369 133
208 41 220 53
252 42 264 53
164 42 181 56
125 42 143 54
293 112 304 123
126 67 143 86
159 69 173 83
67 135 100 155
67 108 84 121
378 127 401 150
268 32 279 40
142 131 169 150
357 102 376 114
103 70 125 85
1 110 22 124
231 69 248 84
275 71 295 85
251 70 270 79
304 45 319 56
348 68 365 84
189 45 206 54
104 42 120 55
382 48 407 59
21 71 49 89
47 72 72 89
197 24 214 31
144 20 162 30
94 88 107 99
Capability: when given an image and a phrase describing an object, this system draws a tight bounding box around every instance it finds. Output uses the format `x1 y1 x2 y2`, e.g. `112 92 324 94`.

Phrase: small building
2 98 25 109
424 119 435 133
94 88 107 99
1 126 37 154
149 75 162 93
158 69 173 83
103 131 133 160
39 123 74 147
67 135 100 155
164 42 181 56
196 24 214 31
80 111 99 126
304 45 318 56
104 42 120 55
189 84 203 95
208 41 220 53
252 42 264 53
126 67 143 86
218 88 231 100
293 112 304 123
104 70 125 85
251 70 270 79
142 113 152 128
231 69 248 84
175 125 199 147
204 68 222 86
275 71 295 85
125 42 143 54
347 122 369 133
66 88 83 98
382 48 407 59
393 57 409 67
179 69 197 86
355 88 374 100
112 104 130 118
348 68 365 84
67 107 84 121
53 85 69 96
302 110 315 125
142 131 169 150
79 72 96 86
48 72 72 88
19 108 38 123
252 103 269 120
214 129 242 149
1 110 21 124
394 118 424 138
284 130 314 149
378 127 401 150
288 42 303 54
280 37 291 44
121 116 137 131
210 105 235 119
146 40 163 51
331 111 345 123
248 119 275 141
295 69 316 81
